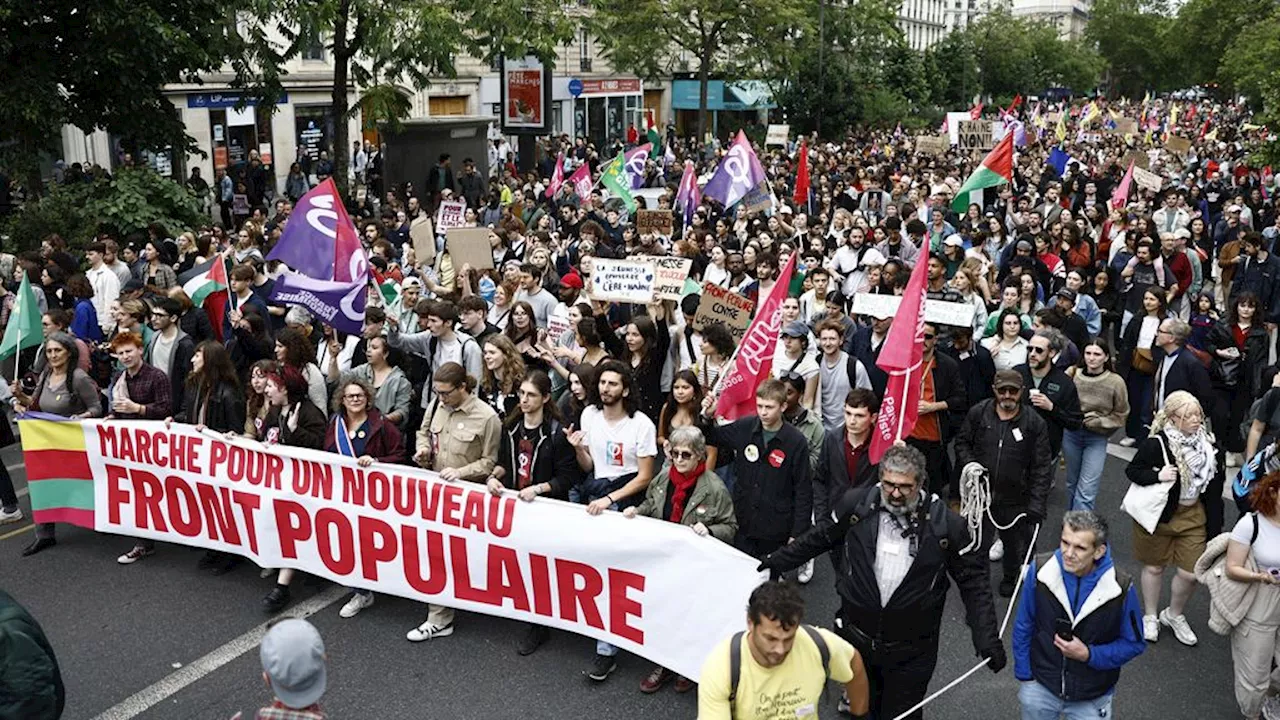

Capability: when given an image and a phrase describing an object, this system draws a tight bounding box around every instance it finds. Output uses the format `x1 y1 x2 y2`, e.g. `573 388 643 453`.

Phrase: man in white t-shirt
565 359 657 684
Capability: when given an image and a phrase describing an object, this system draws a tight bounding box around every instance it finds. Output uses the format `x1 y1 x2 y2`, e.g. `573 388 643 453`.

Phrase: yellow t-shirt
697 627 857 720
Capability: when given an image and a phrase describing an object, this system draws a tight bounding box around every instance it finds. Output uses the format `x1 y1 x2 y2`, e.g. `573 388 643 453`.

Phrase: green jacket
0 589 64 720
788 408 824 477
634 467 737 543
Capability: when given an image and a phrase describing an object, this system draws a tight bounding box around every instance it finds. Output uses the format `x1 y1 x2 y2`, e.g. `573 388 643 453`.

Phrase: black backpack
727 625 830 719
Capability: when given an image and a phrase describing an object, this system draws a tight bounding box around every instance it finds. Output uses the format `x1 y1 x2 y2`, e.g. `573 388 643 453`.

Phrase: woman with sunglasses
327 377 405 620
484 371 580 655
623 425 735 694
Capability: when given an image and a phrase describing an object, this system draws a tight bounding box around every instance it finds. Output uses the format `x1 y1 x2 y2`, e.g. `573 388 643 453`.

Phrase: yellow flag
1056 114 1067 142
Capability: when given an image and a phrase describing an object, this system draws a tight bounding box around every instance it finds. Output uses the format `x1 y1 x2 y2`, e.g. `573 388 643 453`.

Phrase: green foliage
1219 7 1280 122
1173 0 1272 91
3 168 203 252
237 0 575 196
1085 0 1178 97
359 85 415 136
0 0 246 194
593 0 813 141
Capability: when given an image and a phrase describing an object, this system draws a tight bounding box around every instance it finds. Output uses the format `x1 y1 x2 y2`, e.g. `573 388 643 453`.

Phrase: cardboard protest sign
693 282 755 341
1121 149 1150 170
638 255 694 301
765 124 790 147
957 121 993 152
590 258 656 304
410 218 436 267
739 185 775 216
23 418 761 681
1166 136 1192 156
1132 166 1164 193
635 210 674 236
435 200 467 230
445 227 495 270
915 136 950 156
1113 118 1138 135
852 293 976 328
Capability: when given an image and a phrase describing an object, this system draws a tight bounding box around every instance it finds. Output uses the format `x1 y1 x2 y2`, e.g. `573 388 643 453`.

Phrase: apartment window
301 30 325 61
578 28 592 71
490 55 502 72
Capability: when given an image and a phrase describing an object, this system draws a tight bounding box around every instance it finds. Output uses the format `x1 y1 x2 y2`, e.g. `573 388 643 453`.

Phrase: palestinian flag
178 257 230 341
952 133 1013 212
22 418 95 528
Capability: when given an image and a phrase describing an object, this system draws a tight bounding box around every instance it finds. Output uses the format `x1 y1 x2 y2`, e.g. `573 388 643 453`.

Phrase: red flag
868 245 930 464
545 153 565 199
714 252 799 421
1111 161 1135 210
792 141 810 206
567 162 593 201
1198 119 1211 139
969 103 984 120
1004 94 1022 116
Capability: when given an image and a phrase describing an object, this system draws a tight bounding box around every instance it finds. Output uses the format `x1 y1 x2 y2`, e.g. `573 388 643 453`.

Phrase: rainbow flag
22 418 94 528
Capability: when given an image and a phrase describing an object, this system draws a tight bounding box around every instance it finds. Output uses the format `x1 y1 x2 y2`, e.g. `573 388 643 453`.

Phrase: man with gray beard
760 444 1003 720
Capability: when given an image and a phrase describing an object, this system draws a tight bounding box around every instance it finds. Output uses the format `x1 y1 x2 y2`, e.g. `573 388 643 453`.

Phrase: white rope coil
957 461 1027 555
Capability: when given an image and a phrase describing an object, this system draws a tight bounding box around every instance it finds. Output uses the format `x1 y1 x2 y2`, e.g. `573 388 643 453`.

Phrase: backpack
1233 443 1280 513
728 625 830 719
1240 389 1280 451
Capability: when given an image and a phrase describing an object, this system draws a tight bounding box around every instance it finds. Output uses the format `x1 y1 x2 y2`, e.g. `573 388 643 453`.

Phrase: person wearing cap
255 618 328 719
773 319 820 412
387 276 422 326
1050 290 1091 355
1215 203 1246 255
955 368 1053 597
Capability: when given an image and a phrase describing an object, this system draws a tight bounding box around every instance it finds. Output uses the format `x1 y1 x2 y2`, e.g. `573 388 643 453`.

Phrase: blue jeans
1019 680 1114 719
1062 429 1109 511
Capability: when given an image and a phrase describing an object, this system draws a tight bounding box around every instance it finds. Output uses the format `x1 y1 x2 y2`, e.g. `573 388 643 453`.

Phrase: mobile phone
1055 618 1074 642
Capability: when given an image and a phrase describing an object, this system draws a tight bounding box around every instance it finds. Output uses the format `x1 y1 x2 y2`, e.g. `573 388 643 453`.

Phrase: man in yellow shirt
698 581 869 719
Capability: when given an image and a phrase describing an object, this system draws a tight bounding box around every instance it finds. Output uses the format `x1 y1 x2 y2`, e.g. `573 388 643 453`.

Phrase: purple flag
703 131 766 208
675 161 700 225
266 178 369 335
626 144 651 189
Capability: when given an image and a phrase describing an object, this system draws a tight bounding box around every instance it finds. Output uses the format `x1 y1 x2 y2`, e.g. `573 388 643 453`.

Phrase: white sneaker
798 559 814 585
406 621 454 642
989 539 1005 562
340 592 374 618
1142 614 1159 642
0 507 22 524
1119 437 1137 447
1159 608 1198 646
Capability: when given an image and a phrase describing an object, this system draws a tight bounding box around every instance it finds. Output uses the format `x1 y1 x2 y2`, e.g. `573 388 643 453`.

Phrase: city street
0 441 1241 719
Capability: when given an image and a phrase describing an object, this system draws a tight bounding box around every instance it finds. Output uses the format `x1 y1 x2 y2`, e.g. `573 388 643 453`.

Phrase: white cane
891 521 1041 720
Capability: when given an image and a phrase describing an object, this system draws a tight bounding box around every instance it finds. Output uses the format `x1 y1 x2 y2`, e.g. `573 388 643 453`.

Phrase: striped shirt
876 511 915 606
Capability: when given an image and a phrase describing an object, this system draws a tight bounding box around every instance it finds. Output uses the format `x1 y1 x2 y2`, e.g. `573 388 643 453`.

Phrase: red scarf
667 461 706 524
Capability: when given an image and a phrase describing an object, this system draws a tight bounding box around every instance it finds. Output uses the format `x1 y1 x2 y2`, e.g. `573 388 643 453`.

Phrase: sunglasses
923 333 936 340
1028 346 1048 355
669 449 697 460
996 387 1021 395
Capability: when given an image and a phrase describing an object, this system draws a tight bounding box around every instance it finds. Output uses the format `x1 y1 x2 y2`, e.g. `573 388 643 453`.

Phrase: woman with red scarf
622 425 737 694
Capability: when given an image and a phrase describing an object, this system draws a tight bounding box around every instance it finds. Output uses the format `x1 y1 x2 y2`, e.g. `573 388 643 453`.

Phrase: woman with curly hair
273 326 327 411
479 334 527 418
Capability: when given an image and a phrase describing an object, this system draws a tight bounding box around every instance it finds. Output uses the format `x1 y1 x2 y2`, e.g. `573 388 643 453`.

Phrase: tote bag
1122 435 1175 533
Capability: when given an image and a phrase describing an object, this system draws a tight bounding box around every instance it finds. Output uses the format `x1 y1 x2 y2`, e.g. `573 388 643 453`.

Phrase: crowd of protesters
6 94 1280 719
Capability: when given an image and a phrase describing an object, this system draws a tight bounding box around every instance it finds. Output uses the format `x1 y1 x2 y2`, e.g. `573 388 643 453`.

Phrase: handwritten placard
1166 136 1192 156
636 209 674 236
638 255 693 301
851 293 976 328
765 124 790 147
957 120 993 152
693 282 755 341
1132 166 1164 193
590 258 656 304
915 135 950 156
435 199 467 230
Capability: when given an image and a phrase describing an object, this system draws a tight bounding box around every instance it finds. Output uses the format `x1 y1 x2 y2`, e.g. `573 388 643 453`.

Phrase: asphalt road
0 441 1242 719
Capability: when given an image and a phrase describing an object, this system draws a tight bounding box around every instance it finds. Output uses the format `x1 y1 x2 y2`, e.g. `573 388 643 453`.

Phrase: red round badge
768 449 786 468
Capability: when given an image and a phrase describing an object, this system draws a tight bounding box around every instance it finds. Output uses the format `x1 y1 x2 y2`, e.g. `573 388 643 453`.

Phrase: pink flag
715 252 798 421
675 160 700 225
868 245 929 464
545 153 565 199
568 162 593 202
1111 161 1135 210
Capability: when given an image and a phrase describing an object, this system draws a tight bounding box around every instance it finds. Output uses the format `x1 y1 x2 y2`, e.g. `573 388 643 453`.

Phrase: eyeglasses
343 393 367 401
1028 346 1048 355
151 312 169 319
669 449 697 460
883 480 916 496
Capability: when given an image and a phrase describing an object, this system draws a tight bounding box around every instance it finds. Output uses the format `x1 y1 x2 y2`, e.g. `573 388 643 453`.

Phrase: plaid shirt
118 363 172 419
255 702 326 719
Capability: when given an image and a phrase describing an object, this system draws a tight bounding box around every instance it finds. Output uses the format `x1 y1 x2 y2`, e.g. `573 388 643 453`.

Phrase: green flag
647 127 662 159
0 273 43 361
599 153 636 213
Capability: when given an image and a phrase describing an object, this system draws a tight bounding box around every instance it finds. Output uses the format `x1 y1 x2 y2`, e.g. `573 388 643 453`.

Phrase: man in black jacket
955 369 1054 597
0 589 65 719
814 388 880 522
761 444 1005 720
942 322 995 431
704 378 813 561
1016 328 1084 461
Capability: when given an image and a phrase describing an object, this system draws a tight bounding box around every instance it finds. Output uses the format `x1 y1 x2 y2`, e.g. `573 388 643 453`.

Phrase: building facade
1011 0 1092 39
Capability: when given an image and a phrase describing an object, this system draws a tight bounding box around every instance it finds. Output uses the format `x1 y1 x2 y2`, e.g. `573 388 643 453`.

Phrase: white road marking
1106 444 1137 463
90 586 346 720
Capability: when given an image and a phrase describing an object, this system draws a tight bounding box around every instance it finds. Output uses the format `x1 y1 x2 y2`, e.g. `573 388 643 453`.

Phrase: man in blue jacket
1013 510 1145 719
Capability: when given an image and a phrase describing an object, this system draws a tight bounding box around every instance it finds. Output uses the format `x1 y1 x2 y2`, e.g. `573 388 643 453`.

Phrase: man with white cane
758 444 1004 719
955 369 1054 598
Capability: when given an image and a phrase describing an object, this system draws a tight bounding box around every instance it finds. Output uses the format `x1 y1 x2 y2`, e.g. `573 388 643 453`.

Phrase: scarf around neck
667 461 706 524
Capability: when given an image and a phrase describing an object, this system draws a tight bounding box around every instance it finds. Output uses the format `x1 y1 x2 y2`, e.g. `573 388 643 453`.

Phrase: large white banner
66 421 759 679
